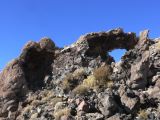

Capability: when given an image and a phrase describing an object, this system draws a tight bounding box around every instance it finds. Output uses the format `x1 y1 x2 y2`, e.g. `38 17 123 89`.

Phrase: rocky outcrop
0 28 160 120
74 28 137 58
128 30 150 89
20 38 55 90
0 38 55 119
0 59 28 118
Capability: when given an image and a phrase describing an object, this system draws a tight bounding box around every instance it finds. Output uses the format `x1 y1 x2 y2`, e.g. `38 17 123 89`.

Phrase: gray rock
118 85 140 113
85 113 104 120
129 51 150 89
98 91 118 117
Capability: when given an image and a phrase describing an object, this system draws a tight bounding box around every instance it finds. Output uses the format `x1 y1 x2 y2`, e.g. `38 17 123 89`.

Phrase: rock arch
75 28 137 62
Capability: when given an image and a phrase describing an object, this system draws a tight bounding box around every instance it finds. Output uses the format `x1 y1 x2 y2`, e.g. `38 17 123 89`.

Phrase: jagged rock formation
0 28 159 120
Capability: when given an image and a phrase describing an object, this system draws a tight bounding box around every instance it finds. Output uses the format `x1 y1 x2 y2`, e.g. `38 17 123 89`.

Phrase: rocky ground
0 28 160 120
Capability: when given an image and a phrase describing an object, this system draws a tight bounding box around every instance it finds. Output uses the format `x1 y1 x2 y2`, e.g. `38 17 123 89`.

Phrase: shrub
62 74 76 92
72 68 86 78
72 84 88 96
62 68 86 93
92 65 113 88
138 109 148 120
83 75 97 88
93 65 111 81
83 74 113 89
54 108 71 120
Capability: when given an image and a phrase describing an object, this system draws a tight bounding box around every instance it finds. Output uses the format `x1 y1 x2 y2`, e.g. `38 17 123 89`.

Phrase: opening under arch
109 49 126 62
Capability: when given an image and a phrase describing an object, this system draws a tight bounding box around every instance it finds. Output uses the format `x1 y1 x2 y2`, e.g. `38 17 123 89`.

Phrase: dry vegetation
137 109 148 120
83 75 97 88
54 108 71 120
93 65 113 88
62 68 86 92
72 84 89 95
62 74 75 92
93 65 111 81
72 65 113 95
83 65 113 89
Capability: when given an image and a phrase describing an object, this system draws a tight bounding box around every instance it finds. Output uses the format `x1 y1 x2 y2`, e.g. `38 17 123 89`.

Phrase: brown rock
39 37 55 51
119 86 140 113
77 100 89 112
129 51 150 89
0 59 28 117
75 28 137 59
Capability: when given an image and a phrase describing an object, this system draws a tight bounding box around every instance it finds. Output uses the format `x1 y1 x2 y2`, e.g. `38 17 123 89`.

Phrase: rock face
0 59 28 118
0 38 55 119
0 28 160 120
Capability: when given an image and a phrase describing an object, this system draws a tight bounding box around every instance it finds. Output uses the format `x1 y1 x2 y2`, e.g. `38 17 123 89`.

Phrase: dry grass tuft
138 109 148 120
83 75 97 88
72 68 86 78
93 65 111 81
62 68 86 92
62 74 75 92
72 84 88 95
54 108 71 120
82 65 113 89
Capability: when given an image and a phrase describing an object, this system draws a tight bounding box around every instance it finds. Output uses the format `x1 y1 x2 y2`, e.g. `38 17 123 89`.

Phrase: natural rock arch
74 28 137 63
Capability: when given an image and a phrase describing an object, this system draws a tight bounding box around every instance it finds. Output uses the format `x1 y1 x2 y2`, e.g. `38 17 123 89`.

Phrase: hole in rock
109 49 126 62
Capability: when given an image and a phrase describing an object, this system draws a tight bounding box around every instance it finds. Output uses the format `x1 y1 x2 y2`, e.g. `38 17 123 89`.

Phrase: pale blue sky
0 0 160 69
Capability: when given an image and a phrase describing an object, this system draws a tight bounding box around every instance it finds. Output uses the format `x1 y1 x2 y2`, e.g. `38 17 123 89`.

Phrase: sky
0 0 160 70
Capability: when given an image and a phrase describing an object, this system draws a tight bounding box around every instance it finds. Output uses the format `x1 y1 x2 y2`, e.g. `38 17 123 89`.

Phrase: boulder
118 85 140 113
129 51 150 89
98 91 118 118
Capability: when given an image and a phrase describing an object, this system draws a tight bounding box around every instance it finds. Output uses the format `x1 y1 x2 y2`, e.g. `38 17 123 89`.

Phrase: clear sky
0 0 160 69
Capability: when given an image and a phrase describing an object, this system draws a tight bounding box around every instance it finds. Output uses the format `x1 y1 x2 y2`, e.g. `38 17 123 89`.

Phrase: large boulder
97 90 118 118
118 85 140 114
129 30 150 89
129 50 150 89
